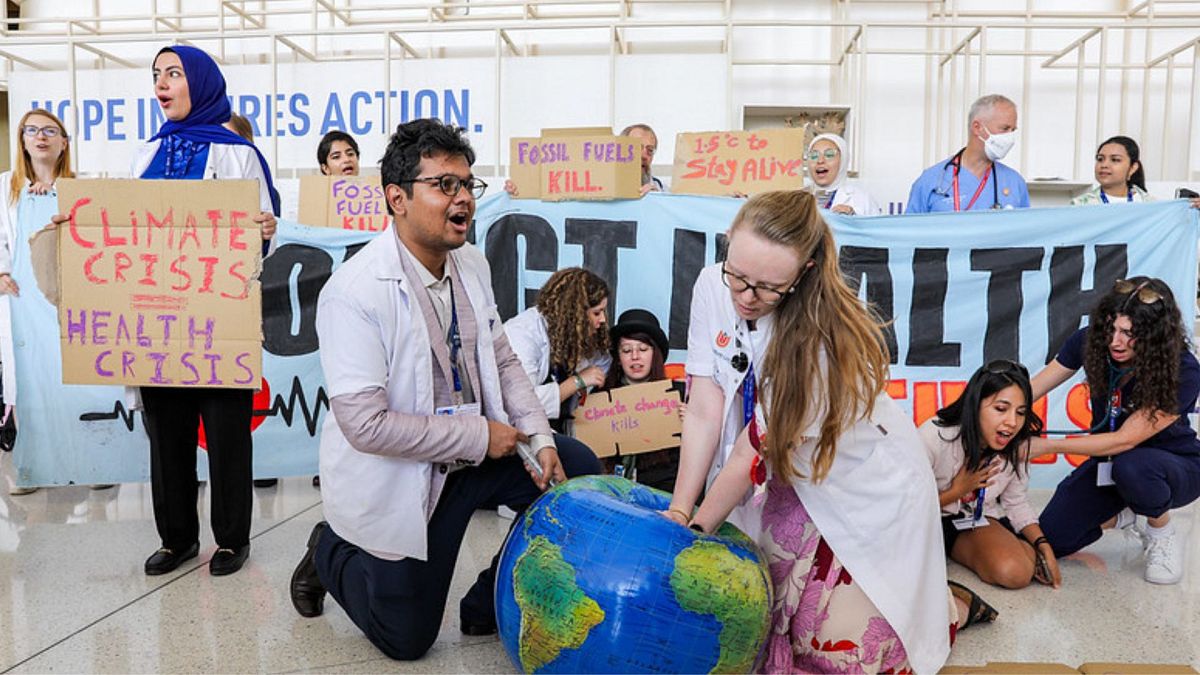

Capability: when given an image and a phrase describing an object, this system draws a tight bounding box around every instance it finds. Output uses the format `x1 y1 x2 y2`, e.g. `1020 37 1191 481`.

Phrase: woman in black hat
599 309 684 491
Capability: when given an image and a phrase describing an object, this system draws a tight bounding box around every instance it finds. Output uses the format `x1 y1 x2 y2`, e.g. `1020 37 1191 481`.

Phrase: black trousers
314 433 601 661
142 387 254 551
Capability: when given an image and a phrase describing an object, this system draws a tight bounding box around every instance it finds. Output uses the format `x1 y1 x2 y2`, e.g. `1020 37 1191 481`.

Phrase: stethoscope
1042 362 1132 435
936 149 1001 211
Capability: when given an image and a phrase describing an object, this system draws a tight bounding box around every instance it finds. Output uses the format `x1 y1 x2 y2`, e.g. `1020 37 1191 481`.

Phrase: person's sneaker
1144 528 1184 584
8 485 38 496
1114 507 1148 548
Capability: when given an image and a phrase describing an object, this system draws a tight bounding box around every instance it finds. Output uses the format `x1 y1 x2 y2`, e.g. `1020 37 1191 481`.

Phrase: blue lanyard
824 189 837 209
448 284 463 394
1099 189 1133 204
741 363 756 427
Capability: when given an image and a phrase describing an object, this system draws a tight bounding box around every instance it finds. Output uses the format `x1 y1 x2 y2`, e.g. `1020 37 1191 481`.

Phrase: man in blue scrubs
906 94 1030 213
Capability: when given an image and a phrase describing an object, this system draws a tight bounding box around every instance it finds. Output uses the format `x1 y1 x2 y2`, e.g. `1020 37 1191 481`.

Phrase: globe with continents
495 475 771 673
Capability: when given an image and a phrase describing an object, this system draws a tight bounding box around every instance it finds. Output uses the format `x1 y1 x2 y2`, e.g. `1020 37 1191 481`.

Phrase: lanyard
950 153 995 212
741 363 757 428
1099 189 1133 204
1108 388 1122 433
447 284 463 396
824 189 838 210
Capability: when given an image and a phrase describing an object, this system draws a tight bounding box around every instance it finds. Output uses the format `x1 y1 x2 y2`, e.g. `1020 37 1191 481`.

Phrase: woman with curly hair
922 361 1059 589
504 267 612 434
1030 277 1200 585
684 191 986 674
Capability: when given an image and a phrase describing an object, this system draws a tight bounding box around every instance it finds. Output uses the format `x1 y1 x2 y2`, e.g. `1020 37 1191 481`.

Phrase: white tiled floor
1 461 1197 673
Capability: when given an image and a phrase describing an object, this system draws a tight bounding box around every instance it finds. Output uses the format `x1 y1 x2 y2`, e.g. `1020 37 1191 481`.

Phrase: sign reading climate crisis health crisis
671 128 806 196
573 380 683 458
297 175 389 231
51 179 263 388
509 127 643 201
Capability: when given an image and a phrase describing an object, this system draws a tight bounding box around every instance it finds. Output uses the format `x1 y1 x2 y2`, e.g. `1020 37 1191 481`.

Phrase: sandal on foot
948 580 998 629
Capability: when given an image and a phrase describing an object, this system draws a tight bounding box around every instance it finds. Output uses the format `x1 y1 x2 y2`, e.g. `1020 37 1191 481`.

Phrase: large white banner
7 54 728 176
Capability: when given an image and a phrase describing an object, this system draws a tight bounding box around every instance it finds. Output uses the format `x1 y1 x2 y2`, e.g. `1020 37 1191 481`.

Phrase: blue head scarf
144 45 280 216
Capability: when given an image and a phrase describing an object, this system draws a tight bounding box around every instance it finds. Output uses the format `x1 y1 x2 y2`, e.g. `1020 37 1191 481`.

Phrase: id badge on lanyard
1097 389 1121 486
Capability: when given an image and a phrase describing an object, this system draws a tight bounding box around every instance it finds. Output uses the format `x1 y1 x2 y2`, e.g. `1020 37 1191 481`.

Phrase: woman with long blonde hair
685 191 986 673
1 108 74 496
504 267 611 434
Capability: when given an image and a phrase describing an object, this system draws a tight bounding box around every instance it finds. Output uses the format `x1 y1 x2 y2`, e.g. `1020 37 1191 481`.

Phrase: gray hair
620 123 657 140
968 94 1016 125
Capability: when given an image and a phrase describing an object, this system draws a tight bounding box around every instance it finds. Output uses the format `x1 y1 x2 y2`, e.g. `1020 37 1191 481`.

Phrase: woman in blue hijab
135 45 277 578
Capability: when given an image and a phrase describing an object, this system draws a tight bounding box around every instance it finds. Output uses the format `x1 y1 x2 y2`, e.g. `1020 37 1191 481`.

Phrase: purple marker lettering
203 353 222 385
121 351 136 379
234 352 255 385
94 350 114 377
189 317 216 351
147 352 171 384
91 310 111 346
66 309 87 345
180 352 201 385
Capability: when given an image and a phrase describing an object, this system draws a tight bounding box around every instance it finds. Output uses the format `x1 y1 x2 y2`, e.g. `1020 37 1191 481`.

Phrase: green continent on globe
512 535 606 672
670 541 770 673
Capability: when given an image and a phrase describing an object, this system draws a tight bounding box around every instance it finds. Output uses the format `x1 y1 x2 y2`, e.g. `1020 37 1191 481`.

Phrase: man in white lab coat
287 118 600 660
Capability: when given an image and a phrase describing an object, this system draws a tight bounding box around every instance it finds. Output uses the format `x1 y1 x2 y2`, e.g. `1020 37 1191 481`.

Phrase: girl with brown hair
504 267 612 434
684 190 985 673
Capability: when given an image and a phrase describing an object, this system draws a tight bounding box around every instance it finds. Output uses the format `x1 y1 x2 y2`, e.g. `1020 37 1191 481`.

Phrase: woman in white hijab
806 133 883 216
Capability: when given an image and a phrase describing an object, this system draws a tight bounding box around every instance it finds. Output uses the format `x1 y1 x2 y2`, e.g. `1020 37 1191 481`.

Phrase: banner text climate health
29 88 475 142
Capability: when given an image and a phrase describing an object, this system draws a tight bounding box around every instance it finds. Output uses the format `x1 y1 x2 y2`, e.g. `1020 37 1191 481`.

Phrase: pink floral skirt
759 477 955 674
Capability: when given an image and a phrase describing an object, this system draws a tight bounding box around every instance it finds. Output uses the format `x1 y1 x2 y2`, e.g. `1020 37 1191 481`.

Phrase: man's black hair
317 130 360 168
381 119 476 214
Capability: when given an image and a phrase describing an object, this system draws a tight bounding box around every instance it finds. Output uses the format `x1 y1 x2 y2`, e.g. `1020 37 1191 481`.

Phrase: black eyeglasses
1113 279 1163 311
721 263 799 305
984 359 1029 378
22 125 62 138
399 174 487 199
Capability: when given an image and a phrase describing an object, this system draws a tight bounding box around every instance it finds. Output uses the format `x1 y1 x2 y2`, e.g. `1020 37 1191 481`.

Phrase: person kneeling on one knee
287 118 601 661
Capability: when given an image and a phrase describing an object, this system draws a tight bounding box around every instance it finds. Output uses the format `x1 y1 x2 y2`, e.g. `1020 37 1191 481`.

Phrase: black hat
610 309 669 357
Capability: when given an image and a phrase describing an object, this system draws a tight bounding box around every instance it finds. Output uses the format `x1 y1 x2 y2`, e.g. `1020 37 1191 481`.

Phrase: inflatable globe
495 475 772 674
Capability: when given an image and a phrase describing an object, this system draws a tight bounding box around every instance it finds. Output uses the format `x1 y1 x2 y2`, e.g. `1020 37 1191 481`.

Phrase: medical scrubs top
905 155 1030 213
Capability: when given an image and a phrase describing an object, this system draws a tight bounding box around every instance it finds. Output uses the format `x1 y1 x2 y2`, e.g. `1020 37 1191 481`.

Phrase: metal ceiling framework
1 0 1199 180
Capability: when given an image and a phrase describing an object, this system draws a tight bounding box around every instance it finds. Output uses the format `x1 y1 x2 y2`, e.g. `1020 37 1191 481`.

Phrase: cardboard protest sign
53 178 263 388
509 127 643 201
573 380 683 458
671 128 807 196
297 175 389 231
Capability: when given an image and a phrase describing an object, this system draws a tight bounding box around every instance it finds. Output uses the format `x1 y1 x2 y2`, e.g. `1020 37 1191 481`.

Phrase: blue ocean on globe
494 475 772 674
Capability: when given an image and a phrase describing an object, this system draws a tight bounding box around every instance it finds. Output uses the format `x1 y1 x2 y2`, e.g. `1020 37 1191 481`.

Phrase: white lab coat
316 236 514 561
684 263 775 537
0 171 22 403
788 392 951 675
503 306 611 425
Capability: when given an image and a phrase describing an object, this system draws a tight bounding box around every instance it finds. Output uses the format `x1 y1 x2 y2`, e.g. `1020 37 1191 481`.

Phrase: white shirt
503 306 611 423
0 171 24 402
317 235 548 561
684 262 774 537
816 181 884 216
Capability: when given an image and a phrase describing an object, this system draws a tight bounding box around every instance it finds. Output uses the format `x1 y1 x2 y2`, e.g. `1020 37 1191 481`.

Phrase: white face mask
980 126 1017 162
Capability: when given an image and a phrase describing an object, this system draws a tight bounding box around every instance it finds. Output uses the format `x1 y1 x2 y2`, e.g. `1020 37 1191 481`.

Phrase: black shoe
460 618 498 636
291 522 328 618
312 475 321 488
144 542 200 576
209 544 250 576
253 478 278 488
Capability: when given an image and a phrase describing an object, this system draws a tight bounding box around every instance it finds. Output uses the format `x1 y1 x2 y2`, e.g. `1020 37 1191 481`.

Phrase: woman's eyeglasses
720 263 798 305
806 149 838 162
22 125 62 138
1113 279 1163 308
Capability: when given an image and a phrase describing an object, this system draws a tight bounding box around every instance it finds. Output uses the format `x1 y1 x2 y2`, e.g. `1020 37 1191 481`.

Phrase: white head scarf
807 133 849 192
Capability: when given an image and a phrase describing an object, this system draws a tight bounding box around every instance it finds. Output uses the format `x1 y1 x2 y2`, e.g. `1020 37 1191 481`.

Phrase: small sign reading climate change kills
46 178 263 389
573 379 683 458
